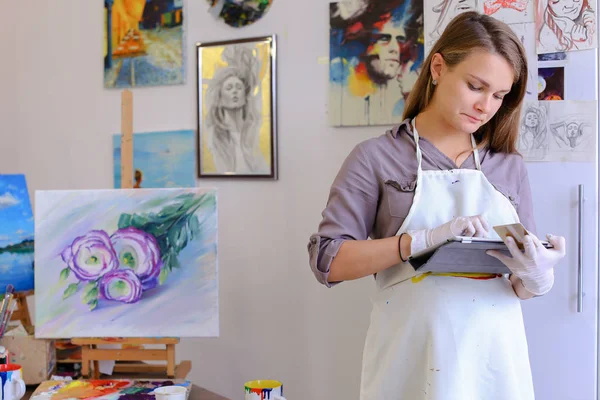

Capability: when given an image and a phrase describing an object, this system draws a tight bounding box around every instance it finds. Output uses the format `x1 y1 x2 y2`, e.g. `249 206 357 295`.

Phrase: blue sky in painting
0 175 34 248
113 130 195 188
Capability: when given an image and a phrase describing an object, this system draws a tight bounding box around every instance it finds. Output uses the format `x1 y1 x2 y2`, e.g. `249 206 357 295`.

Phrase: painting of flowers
34 188 218 338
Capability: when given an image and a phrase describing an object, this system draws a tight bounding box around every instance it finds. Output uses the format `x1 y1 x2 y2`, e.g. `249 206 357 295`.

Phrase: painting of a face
366 20 406 80
549 0 583 19
525 111 539 128
567 122 580 137
220 76 246 109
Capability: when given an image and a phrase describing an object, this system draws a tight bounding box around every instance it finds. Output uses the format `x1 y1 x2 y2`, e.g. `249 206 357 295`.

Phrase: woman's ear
430 53 445 83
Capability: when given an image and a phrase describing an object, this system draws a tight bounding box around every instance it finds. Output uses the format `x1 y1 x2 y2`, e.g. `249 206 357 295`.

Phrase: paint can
0 347 8 365
153 385 187 400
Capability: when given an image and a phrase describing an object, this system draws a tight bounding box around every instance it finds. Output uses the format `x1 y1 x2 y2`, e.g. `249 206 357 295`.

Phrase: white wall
2 1 393 399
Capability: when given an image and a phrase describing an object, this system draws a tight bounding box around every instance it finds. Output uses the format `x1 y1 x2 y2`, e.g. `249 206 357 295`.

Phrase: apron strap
411 118 424 172
471 134 481 170
411 118 481 171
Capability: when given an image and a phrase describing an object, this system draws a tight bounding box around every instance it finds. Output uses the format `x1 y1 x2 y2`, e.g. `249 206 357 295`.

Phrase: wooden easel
9 291 33 330
72 90 186 380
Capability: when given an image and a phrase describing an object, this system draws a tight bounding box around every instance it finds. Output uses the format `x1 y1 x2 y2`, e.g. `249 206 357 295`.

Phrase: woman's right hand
408 215 489 255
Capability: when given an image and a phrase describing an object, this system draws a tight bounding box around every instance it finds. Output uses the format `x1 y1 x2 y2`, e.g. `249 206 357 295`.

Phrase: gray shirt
308 119 536 287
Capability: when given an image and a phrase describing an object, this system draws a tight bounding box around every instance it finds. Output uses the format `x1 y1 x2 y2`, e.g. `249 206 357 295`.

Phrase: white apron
360 120 535 400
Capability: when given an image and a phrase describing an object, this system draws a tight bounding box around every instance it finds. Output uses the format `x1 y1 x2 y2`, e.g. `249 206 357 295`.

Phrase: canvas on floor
34 188 218 338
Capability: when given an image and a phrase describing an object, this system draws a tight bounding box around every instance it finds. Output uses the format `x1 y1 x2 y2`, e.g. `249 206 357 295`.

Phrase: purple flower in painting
110 227 162 290
61 230 118 281
99 269 143 304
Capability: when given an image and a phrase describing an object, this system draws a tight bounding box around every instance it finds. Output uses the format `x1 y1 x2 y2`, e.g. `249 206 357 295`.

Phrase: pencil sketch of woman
205 45 269 174
519 104 549 159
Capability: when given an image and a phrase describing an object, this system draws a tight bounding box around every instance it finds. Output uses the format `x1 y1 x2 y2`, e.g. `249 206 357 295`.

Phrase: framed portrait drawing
196 35 278 179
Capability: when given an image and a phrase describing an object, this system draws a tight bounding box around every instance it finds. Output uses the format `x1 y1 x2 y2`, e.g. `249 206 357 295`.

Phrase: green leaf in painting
62 283 79 300
59 268 70 283
82 287 99 304
118 213 132 229
89 299 98 311
187 216 200 240
159 268 169 285
130 214 150 228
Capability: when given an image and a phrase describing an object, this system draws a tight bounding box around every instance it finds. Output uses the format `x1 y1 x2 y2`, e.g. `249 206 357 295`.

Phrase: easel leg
93 359 100 379
81 345 90 377
167 344 175 378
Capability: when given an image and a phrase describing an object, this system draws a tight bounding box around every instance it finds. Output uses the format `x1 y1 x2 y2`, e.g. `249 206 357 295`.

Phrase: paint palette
31 379 191 400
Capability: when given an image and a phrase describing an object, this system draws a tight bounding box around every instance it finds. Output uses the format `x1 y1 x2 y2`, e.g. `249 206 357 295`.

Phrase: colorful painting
207 0 274 27
329 0 424 126
31 379 190 400
113 130 195 189
197 35 277 178
34 188 218 338
538 67 564 100
0 175 34 294
104 0 185 88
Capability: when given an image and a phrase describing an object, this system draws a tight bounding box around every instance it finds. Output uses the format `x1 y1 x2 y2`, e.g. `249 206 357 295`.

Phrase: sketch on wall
518 100 596 162
482 0 534 23
197 36 277 179
0 175 34 294
536 0 596 53
113 130 195 189
510 23 538 100
518 100 550 160
329 0 424 126
425 0 478 55
104 0 184 88
35 188 218 338
547 100 596 161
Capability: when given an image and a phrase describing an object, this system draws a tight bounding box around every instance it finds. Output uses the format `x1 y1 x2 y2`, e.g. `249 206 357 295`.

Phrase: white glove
408 215 490 255
487 233 566 296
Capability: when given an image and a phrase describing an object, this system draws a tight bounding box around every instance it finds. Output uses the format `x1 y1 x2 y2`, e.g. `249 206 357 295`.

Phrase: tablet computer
407 236 552 275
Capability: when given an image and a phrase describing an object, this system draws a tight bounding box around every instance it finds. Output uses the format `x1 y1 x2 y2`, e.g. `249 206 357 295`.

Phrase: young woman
308 12 566 400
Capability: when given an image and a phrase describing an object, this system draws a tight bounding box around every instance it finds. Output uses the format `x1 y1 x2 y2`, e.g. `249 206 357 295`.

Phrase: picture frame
196 35 277 179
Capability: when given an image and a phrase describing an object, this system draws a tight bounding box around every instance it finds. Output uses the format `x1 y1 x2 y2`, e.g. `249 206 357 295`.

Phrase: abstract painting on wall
113 130 195 189
329 0 424 126
34 188 218 338
0 175 34 294
104 0 185 88
197 35 277 178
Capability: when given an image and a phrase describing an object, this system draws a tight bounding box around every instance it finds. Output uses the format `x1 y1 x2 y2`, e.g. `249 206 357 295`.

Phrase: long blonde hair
402 11 528 153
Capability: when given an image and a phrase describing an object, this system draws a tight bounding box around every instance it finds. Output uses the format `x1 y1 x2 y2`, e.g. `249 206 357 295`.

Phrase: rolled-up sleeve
308 142 379 287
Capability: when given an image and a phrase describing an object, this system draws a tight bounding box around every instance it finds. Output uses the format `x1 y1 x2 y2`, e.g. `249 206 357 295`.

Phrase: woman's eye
468 82 482 91
494 94 505 100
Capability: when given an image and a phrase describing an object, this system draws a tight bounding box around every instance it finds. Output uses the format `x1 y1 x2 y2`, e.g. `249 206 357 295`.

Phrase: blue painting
113 130 195 189
0 175 34 293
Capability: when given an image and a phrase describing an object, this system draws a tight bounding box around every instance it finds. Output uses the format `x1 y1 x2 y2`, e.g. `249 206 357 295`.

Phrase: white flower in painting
0 193 19 210
334 0 368 20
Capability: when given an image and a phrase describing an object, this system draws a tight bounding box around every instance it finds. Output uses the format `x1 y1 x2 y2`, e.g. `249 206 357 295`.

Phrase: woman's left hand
487 233 566 296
